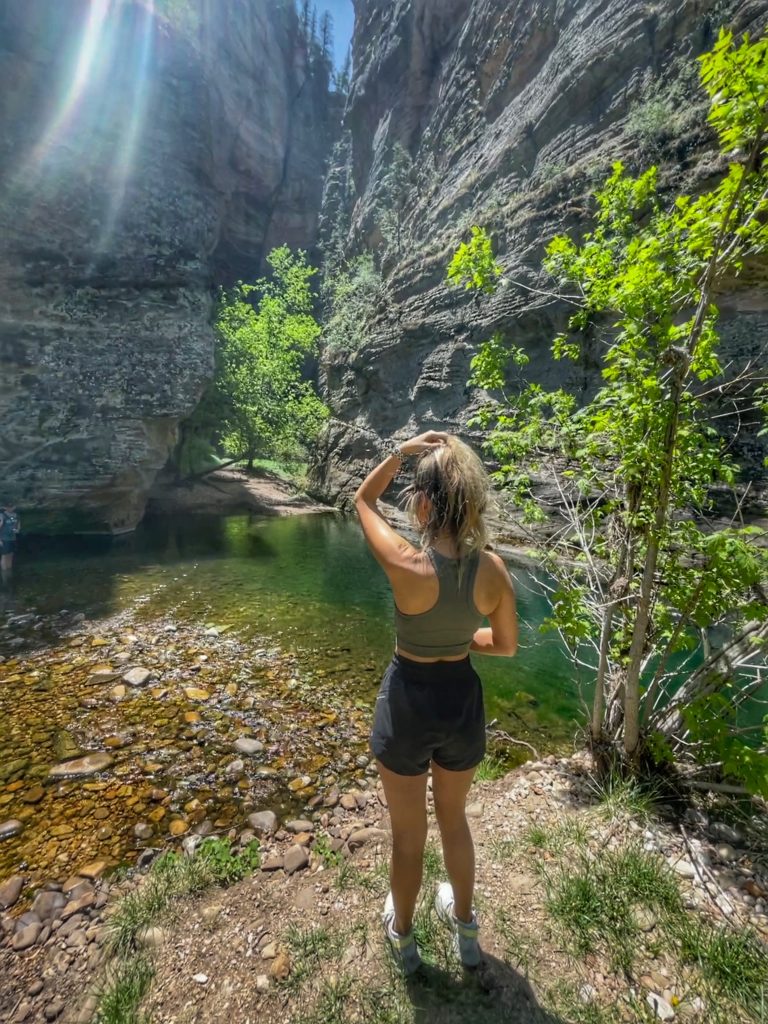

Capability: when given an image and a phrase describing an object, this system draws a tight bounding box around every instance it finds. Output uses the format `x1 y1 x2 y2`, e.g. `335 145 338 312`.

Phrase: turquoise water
8 513 583 740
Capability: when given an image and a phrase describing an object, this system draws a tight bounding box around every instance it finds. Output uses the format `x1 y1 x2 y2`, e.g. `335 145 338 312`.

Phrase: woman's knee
434 801 471 836
392 822 427 856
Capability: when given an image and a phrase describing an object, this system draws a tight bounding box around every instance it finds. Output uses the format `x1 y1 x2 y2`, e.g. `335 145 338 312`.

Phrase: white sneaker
382 892 422 975
434 882 481 968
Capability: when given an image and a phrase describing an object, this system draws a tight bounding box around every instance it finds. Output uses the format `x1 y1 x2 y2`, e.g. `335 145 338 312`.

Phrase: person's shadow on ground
404 953 566 1024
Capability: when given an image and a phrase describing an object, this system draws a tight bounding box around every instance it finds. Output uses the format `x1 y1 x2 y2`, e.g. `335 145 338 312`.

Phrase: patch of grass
285 924 347 993
108 840 260 955
94 955 154 1024
494 909 538 976
587 771 661 823
298 974 354 1024
335 856 389 895
673 919 768 1012
474 753 507 782
488 836 517 862
313 834 344 869
422 840 444 888
542 843 682 972
521 817 589 856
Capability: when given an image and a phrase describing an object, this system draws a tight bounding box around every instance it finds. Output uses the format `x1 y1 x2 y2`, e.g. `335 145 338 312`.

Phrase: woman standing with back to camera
355 430 518 974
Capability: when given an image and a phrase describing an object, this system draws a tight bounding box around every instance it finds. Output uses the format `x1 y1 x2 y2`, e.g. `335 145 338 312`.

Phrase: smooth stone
709 821 743 845
169 819 189 836
255 974 270 993
21 785 45 804
283 846 309 875
12 922 42 951
88 670 120 683
66 928 88 948
134 823 153 841
673 859 696 878
44 1001 65 1021
225 759 245 777
269 949 291 980
288 775 312 792
184 688 210 701
49 754 114 779
646 993 675 1020
716 843 737 862
0 819 23 841
31 890 67 920
248 810 278 836
285 819 314 834
261 941 278 959
347 827 388 850
62 893 95 920
193 973 208 984
339 794 357 811
122 667 151 687
75 860 110 880
136 925 166 948
260 855 284 872
234 737 264 756
0 875 24 909
466 802 483 818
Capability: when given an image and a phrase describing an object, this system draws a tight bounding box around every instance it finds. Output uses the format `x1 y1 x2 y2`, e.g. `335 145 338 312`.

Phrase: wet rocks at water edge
248 811 278 836
48 753 114 779
0 819 23 841
234 736 264 756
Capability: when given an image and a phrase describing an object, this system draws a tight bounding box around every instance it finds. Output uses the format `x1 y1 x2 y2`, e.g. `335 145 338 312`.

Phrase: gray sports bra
394 549 484 659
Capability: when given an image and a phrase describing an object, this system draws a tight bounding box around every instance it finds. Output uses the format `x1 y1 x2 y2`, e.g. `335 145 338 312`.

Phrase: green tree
454 32 768 793
322 253 387 352
377 143 415 256
185 247 328 473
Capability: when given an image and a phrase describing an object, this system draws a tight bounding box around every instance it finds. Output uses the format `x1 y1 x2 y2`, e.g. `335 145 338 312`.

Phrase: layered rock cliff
313 0 768 509
0 0 338 533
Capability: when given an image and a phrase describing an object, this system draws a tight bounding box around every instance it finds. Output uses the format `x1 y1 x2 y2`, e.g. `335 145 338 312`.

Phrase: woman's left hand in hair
400 431 450 456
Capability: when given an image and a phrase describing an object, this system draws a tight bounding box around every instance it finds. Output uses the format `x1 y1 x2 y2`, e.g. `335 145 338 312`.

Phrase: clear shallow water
9 513 583 738
0 513 587 885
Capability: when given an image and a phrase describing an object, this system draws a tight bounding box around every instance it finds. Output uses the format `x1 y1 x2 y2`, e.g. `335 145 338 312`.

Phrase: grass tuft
94 956 154 1024
542 842 682 972
474 753 508 782
673 919 768 1010
108 840 259 955
587 771 661 823
521 817 589 857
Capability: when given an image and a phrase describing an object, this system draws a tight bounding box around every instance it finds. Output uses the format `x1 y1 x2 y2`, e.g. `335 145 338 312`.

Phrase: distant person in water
0 505 20 582
355 431 518 974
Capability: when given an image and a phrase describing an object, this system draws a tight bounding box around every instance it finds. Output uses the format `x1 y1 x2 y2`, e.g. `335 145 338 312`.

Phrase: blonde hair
402 436 490 556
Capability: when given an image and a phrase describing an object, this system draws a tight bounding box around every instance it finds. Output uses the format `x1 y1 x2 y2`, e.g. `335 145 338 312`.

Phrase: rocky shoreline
2 752 768 1022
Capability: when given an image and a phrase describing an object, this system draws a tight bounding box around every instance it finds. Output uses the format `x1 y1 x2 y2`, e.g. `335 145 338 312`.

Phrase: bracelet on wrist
382 440 406 471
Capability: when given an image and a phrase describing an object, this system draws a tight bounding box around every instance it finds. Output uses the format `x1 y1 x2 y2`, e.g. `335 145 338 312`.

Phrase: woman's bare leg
431 762 477 923
376 760 428 935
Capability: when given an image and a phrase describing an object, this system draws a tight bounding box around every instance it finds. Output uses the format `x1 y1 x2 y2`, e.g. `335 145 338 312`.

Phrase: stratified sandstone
0 0 338 532
313 0 768 506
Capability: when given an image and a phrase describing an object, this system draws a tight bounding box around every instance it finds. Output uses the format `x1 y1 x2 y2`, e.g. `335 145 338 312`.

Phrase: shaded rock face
313 0 768 506
0 0 338 533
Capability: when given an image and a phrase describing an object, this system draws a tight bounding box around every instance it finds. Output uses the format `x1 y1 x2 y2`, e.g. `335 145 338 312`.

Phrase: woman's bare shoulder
478 549 514 586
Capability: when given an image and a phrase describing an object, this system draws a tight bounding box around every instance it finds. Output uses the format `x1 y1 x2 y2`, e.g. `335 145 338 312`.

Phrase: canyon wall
0 0 338 533
313 0 768 512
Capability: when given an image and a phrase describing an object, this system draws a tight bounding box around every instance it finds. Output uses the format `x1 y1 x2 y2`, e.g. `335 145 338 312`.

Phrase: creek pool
10 512 582 733
0 513 584 884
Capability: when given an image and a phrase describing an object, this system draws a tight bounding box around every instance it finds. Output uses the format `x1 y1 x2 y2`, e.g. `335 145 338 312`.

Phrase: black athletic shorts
0 539 15 556
370 653 486 776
